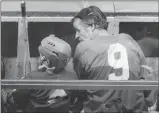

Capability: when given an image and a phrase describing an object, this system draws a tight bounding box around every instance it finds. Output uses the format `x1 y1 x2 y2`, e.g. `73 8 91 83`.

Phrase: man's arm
10 73 33 110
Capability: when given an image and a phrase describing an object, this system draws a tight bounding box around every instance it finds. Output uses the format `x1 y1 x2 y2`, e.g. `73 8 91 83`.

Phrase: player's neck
92 29 110 39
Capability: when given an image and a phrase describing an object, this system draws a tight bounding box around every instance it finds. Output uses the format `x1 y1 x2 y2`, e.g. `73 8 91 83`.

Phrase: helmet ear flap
51 51 59 58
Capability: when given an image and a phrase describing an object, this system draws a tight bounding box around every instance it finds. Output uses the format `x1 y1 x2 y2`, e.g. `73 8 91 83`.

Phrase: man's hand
148 98 157 112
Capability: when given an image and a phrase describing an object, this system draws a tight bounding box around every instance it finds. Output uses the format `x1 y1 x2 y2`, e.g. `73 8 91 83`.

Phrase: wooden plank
4 57 38 79
3 57 17 79
2 1 158 13
16 2 31 79
1 1 114 12
107 21 119 35
114 1 158 13
3 57 73 79
2 16 158 22
3 57 159 80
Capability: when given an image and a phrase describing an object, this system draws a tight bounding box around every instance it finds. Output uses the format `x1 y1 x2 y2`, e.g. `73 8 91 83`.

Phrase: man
72 6 150 113
11 34 78 113
136 27 159 57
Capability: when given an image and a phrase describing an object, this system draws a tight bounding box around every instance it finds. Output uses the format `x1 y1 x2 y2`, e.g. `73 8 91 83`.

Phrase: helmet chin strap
38 63 55 74
38 55 56 74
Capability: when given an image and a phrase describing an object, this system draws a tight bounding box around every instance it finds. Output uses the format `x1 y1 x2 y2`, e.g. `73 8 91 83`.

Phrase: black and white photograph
1 0 159 113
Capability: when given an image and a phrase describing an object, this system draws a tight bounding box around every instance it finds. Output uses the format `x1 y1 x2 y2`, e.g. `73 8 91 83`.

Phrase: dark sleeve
12 73 33 109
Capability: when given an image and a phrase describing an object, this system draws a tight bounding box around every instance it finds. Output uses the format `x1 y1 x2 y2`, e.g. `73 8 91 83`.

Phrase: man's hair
71 6 107 30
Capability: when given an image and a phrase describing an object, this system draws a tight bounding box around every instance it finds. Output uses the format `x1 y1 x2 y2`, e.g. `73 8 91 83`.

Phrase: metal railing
1 80 159 90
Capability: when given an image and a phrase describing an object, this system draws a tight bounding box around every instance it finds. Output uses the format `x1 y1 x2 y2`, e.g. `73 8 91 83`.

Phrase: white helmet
38 34 72 72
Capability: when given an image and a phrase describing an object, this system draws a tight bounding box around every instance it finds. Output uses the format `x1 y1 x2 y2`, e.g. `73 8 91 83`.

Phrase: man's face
73 18 93 42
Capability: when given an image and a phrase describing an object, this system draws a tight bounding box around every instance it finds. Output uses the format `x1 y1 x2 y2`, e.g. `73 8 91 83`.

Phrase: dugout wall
1 0 159 80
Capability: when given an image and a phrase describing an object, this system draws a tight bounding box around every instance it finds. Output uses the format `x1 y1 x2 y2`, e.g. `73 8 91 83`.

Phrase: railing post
16 2 31 79
107 21 119 35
